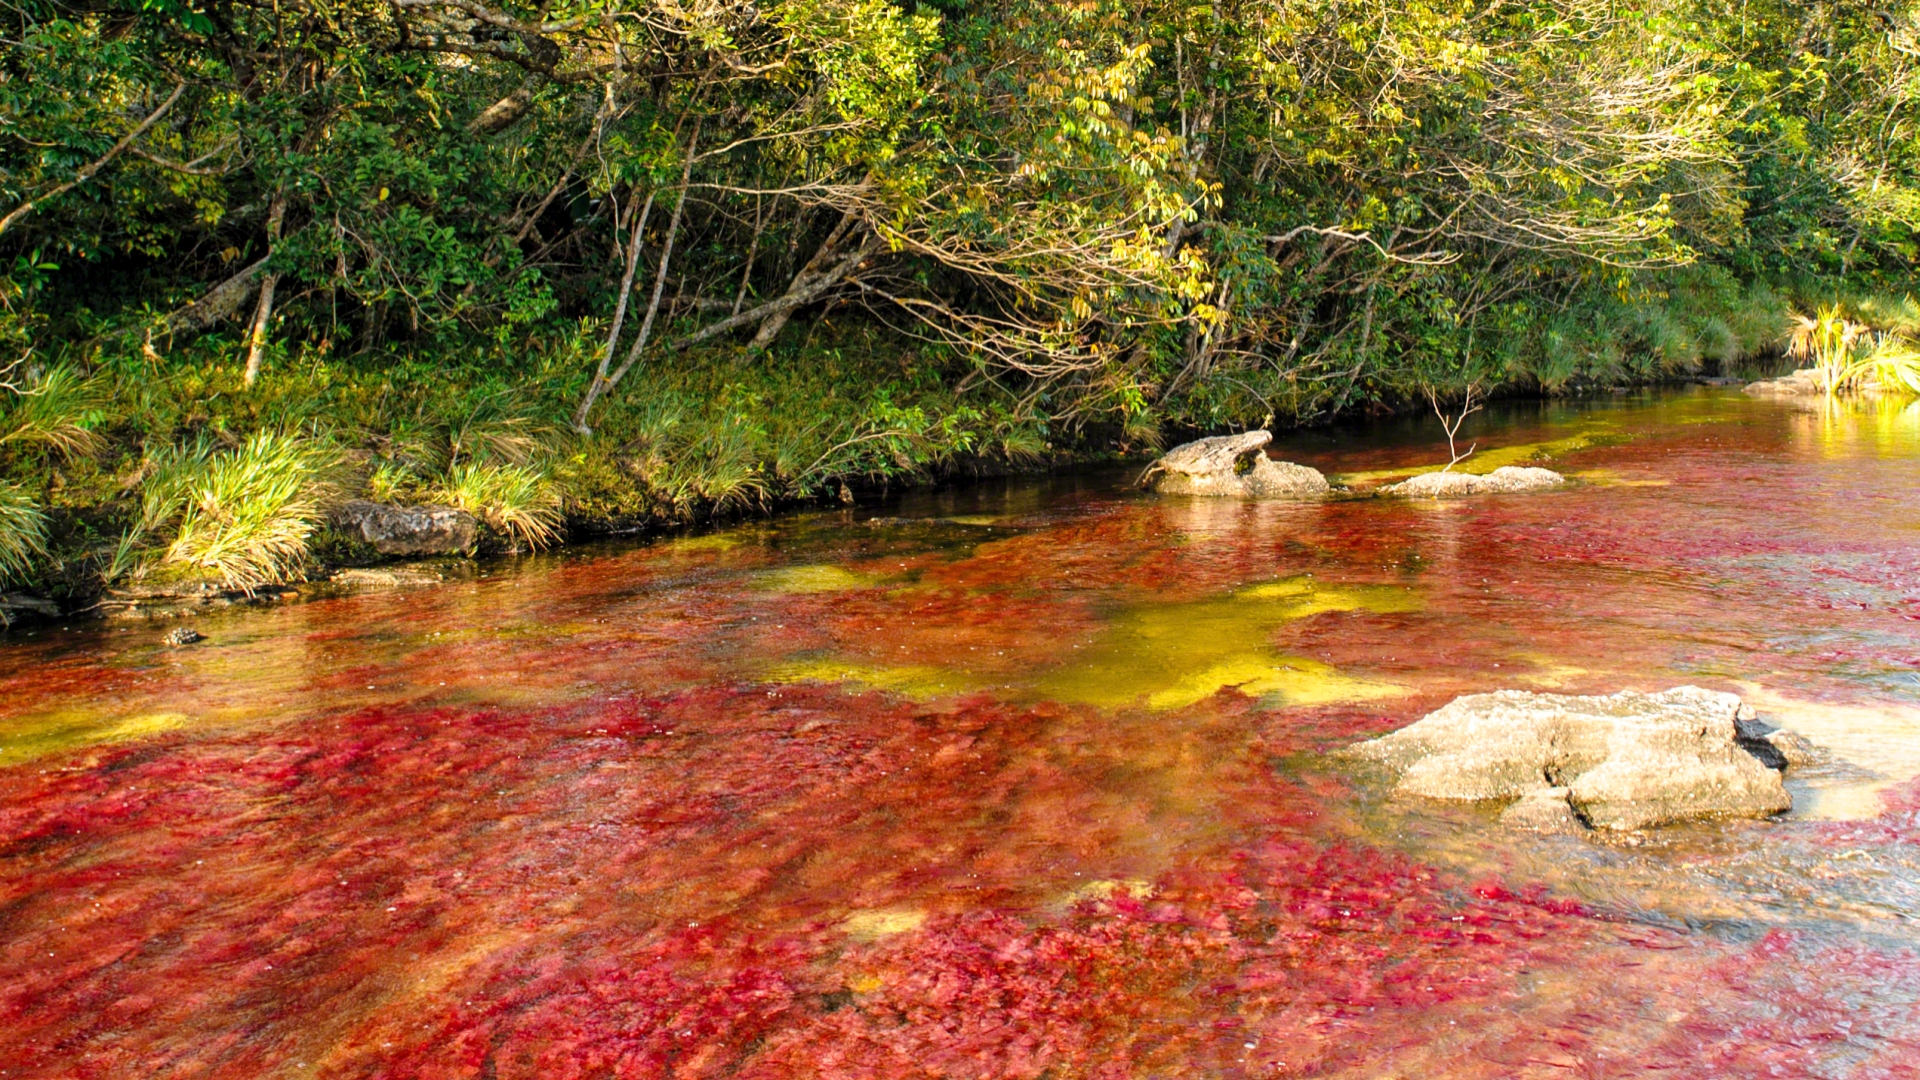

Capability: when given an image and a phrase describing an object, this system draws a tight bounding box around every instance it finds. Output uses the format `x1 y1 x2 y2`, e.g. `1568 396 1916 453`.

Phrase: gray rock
332 501 477 555
1145 431 1330 499
1343 686 1793 831
163 626 204 646
1384 466 1565 498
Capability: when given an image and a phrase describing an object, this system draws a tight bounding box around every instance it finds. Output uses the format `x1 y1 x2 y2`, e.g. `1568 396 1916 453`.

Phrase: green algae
1334 426 1626 487
0 709 197 768
1031 576 1417 710
754 565 881 594
762 657 983 699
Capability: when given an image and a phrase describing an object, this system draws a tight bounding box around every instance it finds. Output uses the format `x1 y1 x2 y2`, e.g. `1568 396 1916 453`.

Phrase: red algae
6 389 1920 1077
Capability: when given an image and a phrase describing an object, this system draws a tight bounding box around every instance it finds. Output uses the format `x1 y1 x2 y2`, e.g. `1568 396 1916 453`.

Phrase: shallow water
5 388 1920 1077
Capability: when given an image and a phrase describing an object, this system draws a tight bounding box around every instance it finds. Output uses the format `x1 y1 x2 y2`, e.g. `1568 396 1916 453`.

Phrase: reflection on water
5 388 1920 1077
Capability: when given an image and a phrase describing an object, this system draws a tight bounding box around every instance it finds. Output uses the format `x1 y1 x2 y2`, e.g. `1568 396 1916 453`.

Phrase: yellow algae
1033 577 1417 710
845 973 887 994
0 710 195 767
754 564 878 594
764 659 979 700
940 514 1008 526
1508 654 1594 689
1146 655 1404 711
1567 468 1672 488
1334 427 1621 486
1061 878 1155 906
663 532 750 554
1236 577 1422 617
840 909 927 940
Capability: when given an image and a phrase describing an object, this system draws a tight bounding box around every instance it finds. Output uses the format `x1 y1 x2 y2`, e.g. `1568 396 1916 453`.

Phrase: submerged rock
1342 686 1794 831
333 501 477 555
330 566 445 589
1145 430 1330 499
1384 466 1565 498
1743 368 1824 397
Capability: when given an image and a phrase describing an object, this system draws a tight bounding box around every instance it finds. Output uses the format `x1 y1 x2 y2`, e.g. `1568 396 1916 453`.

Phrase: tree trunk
242 196 288 386
571 191 655 432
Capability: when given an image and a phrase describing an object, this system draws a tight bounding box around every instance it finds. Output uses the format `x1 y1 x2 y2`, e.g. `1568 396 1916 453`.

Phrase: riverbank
0 372 1784 627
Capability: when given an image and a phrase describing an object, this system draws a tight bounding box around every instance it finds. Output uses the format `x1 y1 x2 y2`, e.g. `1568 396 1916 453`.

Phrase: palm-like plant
1785 300 1920 398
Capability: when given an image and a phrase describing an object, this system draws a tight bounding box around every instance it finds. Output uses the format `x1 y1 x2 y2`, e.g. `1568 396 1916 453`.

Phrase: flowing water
6 387 1920 1078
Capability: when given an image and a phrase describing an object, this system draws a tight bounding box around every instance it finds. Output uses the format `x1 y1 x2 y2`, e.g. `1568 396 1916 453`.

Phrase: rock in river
1743 368 1824 397
1384 466 1565 498
1342 686 1794 831
332 500 477 555
1144 430 1330 499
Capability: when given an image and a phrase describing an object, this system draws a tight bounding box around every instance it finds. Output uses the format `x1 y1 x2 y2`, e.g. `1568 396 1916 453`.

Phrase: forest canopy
0 0 1916 590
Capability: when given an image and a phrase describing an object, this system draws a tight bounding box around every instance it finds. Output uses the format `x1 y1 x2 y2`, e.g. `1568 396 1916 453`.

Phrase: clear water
4 387 1920 1077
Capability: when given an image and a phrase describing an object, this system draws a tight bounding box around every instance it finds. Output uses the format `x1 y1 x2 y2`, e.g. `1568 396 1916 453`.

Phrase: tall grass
1 364 101 457
124 431 344 590
0 481 48 585
436 462 564 549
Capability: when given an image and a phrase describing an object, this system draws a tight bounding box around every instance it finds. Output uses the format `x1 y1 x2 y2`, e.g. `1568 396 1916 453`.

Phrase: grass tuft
1 364 102 458
436 462 564 549
0 481 49 585
131 431 344 590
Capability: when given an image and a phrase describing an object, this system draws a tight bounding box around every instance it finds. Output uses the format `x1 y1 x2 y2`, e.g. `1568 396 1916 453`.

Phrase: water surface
5 388 1920 1077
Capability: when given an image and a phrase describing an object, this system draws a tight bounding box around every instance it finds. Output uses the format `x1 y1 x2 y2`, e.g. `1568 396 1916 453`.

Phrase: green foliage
0 0 1914 598
436 462 563 550
1 364 100 457
127 431 344 590
0 481 47 585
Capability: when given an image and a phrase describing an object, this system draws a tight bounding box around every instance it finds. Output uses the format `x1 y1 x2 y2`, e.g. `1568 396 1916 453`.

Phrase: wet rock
1342 686 1793 831
1145 430 1330 499
332 501 477 555
330 566 444 589
1736 714 1817 769
0 592 59 623
163 626 204 646
1384 466 1565 498
101 580 255 618
1499 786 1584 833
1764 729 1817 767
1744 368 1824 397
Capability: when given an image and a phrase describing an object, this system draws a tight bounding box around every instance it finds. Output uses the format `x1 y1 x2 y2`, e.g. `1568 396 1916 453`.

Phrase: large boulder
1145 430 1330 499
332 500 477 555
1342 686 1794 831
1384 466 1565 498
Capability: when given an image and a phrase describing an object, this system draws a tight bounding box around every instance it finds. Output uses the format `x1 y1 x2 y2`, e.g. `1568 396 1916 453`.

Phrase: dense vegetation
1 0 1917 597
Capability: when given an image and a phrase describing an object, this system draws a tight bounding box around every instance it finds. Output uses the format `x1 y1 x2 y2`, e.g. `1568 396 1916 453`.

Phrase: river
4 387 1919 1077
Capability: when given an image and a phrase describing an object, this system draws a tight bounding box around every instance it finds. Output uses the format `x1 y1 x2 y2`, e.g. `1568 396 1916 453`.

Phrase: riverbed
4 387 1919 1077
